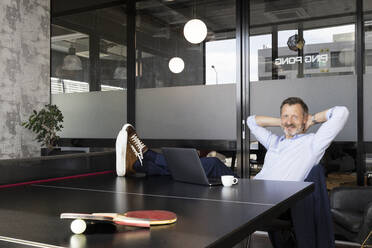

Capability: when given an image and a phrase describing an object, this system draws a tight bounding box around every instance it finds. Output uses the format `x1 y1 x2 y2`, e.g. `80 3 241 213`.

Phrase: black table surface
0 173 313 248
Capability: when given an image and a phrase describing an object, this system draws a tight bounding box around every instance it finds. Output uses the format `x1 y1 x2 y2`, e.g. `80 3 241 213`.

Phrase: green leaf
21 104 64 147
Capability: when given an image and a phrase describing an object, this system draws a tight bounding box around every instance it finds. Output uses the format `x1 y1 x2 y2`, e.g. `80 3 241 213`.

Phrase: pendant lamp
62 44 82 70
113 45 127 80
183 19 207 44
168 57 184 73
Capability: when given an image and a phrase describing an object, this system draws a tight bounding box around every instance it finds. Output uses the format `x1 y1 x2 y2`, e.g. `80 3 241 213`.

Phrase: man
247 97 349 181
115 124 234 177
247 97 349 248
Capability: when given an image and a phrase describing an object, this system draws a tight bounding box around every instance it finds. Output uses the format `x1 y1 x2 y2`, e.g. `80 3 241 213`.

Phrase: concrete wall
0 0 50 159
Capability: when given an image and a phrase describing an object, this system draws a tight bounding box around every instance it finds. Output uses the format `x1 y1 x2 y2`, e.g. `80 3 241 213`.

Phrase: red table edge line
0 170 114 189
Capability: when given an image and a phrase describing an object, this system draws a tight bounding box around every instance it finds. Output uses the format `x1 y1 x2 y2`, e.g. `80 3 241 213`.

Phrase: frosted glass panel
250 75 357 141
52 91 127 138
136 85 237 140
364 74 372 141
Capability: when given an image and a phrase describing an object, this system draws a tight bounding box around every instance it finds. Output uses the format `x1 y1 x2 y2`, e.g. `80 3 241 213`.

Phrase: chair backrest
330 186 372 212
292 164 335 248
305 164 326 183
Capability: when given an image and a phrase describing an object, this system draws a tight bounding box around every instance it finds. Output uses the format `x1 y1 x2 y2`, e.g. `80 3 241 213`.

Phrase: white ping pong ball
70 219 87 234
70 234 87 248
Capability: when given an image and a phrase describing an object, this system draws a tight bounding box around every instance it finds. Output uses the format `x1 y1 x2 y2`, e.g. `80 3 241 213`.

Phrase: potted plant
22 104 64 156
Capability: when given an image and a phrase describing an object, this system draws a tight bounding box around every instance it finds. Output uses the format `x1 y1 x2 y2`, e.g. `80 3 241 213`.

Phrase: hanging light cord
193 0 196 18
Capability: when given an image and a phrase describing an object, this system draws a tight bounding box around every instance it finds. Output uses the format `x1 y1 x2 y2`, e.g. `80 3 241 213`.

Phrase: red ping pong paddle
61 210 177 234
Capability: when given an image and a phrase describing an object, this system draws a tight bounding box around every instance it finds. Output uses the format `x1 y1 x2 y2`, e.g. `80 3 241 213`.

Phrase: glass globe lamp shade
183 19 207 44
168 57 185 73
62 55 82 70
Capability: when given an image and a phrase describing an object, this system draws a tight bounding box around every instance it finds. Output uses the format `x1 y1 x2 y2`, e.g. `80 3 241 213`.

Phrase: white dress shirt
247 106 349 181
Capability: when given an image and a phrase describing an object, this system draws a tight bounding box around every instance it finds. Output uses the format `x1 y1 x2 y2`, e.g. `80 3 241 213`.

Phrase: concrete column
0 0 50 159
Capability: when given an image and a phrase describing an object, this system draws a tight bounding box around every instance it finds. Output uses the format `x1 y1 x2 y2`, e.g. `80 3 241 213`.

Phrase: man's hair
280 97 308 116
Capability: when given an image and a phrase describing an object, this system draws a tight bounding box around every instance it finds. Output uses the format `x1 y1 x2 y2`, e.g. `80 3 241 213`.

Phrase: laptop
162 147 222 186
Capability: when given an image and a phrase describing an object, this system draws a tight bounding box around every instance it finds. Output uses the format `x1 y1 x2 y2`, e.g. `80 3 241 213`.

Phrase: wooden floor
326 172 358 190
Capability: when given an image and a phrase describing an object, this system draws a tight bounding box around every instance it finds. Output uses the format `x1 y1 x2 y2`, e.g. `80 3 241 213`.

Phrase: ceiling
51 0 368 58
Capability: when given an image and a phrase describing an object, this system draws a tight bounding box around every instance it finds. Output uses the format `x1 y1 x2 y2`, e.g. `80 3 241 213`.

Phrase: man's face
280 103 307 138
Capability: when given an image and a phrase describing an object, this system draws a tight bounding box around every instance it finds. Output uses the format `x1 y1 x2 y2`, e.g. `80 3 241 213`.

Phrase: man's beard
282 124 304 137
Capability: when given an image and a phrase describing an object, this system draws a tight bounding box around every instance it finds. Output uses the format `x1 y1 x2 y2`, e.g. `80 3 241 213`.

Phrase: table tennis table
0 172 313 248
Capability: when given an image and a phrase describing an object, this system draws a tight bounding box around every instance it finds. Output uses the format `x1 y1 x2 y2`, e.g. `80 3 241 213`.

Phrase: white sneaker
115 124 148 176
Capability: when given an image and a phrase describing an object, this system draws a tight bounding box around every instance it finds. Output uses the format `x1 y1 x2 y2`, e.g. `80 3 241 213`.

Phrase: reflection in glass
206 39 236 85
249 0 359 191
304 25 355 77
62 44 83 71
364 8 372 144
51 25 90 94
51 6 127 93
136 0 236 89
365 20 372 73
251 35 271 81
277 30 298 79
251 24 355 81
100 40 127 91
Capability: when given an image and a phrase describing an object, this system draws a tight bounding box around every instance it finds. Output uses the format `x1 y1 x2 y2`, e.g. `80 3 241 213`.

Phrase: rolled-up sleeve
247 116 277 150
312 106 349 156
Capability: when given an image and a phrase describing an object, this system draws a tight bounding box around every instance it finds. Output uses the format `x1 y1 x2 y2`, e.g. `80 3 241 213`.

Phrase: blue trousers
133 150 235 178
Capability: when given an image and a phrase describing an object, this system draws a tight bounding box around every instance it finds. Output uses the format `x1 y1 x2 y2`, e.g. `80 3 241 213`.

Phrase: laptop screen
162 147 213 186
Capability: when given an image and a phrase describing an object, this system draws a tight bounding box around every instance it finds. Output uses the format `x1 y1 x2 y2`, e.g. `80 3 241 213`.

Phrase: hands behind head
304 114 313 133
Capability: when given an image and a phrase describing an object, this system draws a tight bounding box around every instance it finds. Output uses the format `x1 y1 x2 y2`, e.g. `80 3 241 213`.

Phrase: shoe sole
115 124 133 176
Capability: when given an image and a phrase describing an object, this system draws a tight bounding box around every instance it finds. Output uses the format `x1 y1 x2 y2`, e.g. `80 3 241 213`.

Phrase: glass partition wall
52 7 128 93
48 0 368 184
364 0 372 184
249 0 361 187
135 0 236 89
51 6 128 140
51 25 90 94
135 0 238 160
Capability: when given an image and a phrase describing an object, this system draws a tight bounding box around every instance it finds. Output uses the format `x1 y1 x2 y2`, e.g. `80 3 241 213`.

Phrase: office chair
330 186 372 245
246 164 334 248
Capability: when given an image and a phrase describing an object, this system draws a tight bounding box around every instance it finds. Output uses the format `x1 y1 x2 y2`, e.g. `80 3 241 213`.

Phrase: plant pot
41 148 62 156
